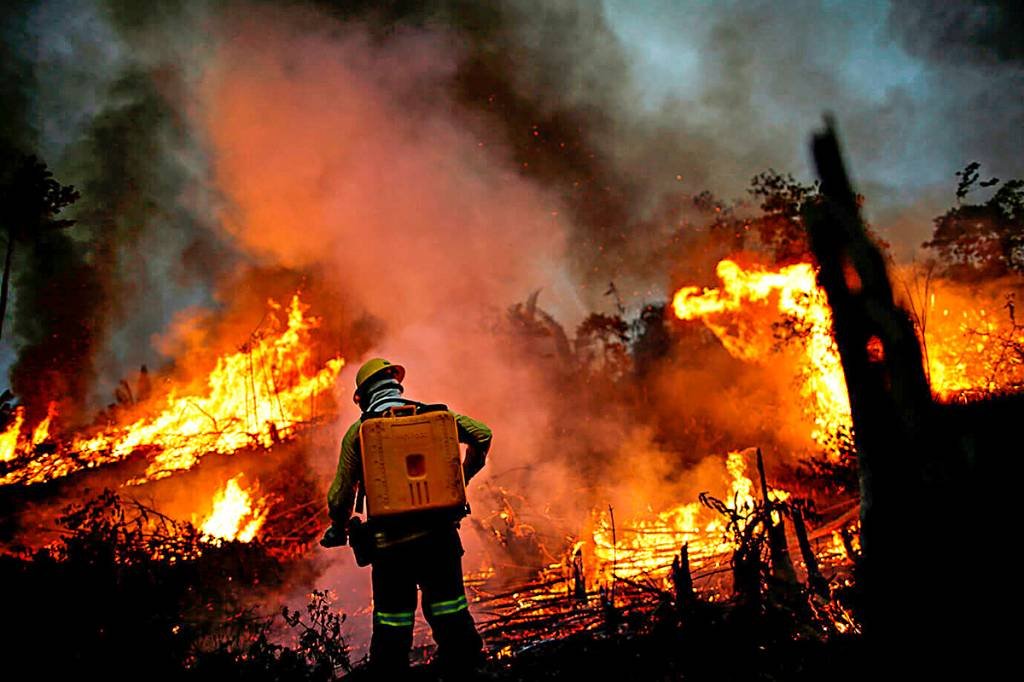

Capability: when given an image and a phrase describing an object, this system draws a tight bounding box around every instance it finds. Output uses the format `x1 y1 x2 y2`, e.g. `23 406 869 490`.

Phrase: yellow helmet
353 358 406 403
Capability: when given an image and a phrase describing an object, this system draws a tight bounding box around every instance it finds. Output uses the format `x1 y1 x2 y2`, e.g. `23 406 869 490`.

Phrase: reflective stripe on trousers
373 610 415 627
368 525 482 672
426 594 468 617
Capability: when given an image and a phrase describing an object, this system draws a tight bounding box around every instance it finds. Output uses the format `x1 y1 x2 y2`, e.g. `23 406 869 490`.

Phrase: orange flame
913 282 1024 399
672 259 1024 440
1 407 25 463
592 448 788 584
31 402 58 446
1 295 344 487
200 475 271 543
672 260 851 453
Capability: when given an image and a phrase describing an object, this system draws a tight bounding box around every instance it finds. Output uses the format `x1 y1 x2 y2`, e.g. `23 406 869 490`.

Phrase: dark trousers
369 526 483 676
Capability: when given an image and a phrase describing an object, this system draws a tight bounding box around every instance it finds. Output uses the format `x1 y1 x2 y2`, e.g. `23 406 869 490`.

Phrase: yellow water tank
359 407 467 518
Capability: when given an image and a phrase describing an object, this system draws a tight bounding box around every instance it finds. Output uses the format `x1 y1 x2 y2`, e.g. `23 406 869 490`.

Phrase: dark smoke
1 0 247 419
308 0 1024 284
0 2 36 154
64 64 238 404
3 0 1024 417
883 0 1024 246
308 0 665 296
8 226 106 424
888 0 1024 65
1 2 103 423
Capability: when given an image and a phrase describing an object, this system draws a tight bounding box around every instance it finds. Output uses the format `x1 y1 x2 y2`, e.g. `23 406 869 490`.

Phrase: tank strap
361 399 449 421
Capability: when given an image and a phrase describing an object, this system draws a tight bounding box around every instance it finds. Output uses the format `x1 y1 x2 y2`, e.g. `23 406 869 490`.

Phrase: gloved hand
319 523 348 548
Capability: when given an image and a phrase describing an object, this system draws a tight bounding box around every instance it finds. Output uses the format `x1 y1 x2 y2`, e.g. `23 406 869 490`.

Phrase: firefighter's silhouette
323 358 491 676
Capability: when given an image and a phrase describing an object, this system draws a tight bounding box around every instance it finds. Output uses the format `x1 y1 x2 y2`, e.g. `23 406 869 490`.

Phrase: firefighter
321 358 491 678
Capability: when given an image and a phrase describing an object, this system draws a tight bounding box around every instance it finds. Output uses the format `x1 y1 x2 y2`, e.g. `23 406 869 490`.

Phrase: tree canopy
924 162 1024 281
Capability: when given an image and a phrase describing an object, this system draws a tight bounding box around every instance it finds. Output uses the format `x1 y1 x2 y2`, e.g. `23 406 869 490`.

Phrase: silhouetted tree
924 162 1024 280
631 303 672 379
748 170 821 264
0 154 79 339
687 171 825 266
575 312 631 378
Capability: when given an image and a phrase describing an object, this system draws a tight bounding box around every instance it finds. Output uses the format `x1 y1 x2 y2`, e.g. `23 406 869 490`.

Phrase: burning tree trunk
805 119 990 674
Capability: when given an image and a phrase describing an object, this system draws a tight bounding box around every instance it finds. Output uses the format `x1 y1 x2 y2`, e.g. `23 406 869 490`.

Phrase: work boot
367 659 411 681
430 648 491 682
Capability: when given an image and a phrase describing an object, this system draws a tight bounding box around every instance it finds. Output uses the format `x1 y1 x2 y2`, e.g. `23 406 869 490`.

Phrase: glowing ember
1 294 344 486
200 475 270 543
672 259 851 453
1 407 24 462
911 281 1024 399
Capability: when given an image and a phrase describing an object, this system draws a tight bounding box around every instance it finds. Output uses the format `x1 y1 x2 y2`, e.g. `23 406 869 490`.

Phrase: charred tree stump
757 449 797 586
806 119 984 675
766 517 797 586
671 542 695 615
791 506 828 597
607 505 616 608
572 546 587 603
839 524 859 563
599 582 620 630
732 544 763 609
699 489 767 611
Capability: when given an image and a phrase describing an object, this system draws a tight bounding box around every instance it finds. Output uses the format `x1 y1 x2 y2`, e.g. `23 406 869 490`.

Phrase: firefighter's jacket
327 402 492 540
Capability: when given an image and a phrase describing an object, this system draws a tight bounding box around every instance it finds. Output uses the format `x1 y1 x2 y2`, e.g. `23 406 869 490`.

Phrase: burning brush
199 474 273 544
0 294 343 488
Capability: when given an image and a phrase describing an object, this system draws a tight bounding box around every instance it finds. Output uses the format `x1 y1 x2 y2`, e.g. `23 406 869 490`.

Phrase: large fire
485 258 1020 631
0 407 25 463
2 254 1016 643
1 401 57 463
672 259 851 454
670 258 1024 453
0 294 344 487
200 474 271 543
917 287 1024 400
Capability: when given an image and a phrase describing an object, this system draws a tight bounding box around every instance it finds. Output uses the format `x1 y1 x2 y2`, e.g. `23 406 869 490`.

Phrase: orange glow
671 259 1024 454
917 282 1024 399
200 475 271 543
672 260 851 454
31 402 58 446
1 295 343 487
1 407 25 462
592 448 788 585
